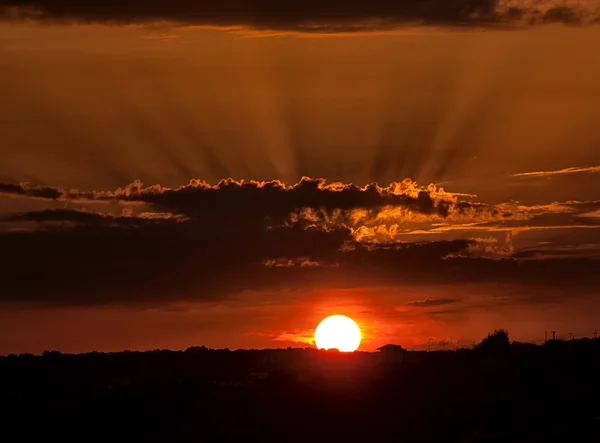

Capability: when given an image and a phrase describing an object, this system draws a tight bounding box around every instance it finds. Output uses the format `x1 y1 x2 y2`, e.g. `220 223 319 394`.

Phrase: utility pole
552 331 557 341
594 329 598 339
545 331 548 343
568 332 573 341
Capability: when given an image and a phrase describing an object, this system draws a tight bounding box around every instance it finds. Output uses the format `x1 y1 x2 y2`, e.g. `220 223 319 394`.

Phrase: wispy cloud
274 330 315 346
512 166 600 178
407 298 458 307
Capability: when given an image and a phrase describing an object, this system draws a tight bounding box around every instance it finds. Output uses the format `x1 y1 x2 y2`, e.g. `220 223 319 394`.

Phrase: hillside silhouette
2 331 599 442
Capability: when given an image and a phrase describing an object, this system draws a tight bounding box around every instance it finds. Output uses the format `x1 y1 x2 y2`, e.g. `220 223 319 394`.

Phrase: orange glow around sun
314 315 361 352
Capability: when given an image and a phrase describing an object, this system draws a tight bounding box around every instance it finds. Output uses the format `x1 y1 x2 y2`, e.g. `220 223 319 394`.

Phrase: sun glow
314 315 361 352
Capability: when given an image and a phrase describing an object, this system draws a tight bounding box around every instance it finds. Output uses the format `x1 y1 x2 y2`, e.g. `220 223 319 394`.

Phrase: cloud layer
2 176 600 306
2 0 600 31
0 177 461 221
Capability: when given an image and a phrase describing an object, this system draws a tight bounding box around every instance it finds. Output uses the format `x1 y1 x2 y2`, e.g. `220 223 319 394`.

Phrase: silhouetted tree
475 329 510 355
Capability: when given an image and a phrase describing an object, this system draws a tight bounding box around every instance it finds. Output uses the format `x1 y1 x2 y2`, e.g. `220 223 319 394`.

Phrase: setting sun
314 315 361 352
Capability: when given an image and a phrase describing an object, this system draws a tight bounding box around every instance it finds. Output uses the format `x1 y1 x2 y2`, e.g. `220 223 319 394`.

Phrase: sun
314 315 361 352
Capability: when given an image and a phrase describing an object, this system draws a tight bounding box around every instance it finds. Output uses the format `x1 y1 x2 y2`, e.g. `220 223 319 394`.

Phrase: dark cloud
113 178 462 221
3 208 181 227
0 214 357 305
0 182 63 200
1 178 600 306
0 178 460 222
542 6 582 25
1 214 599 306
511 243 600 260
1 0 598 31
425 309 458 316
0 0 501 28
6 178 599 237
407 298 458 307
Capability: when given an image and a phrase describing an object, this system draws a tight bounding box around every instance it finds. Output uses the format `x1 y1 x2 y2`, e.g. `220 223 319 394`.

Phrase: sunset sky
2 0 600 355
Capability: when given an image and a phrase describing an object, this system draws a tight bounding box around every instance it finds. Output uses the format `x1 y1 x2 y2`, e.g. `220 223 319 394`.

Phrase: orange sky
1 19 600 354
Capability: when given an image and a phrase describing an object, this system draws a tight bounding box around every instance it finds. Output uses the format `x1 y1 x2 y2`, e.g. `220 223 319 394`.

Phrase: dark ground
2 332 599 442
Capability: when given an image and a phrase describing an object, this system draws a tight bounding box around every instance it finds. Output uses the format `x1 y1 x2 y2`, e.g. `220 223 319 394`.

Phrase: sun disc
314 314 361 352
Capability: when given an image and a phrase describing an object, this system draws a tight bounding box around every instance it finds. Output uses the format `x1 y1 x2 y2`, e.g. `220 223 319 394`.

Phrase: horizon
5 329 599 357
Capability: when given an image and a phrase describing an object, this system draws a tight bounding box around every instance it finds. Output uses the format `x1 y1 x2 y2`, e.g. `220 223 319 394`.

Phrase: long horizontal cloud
407 298 458 307
0 182 63 200
116 178 463 221
8 177 595 242
3 208 184 227
3 177 600 245
512 165 600 178
3 178 600 244
2 0 600 31
0 177 461 220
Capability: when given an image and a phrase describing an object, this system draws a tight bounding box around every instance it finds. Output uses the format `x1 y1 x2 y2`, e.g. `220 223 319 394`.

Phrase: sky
2 0 600 355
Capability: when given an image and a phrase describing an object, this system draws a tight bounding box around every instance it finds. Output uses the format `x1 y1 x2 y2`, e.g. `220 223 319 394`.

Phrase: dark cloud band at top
1 0 599 31
0 0 502 26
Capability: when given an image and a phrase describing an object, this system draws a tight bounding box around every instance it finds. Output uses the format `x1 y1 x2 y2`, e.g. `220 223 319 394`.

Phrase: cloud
444 232 516 259
2 0 600 32
577 209 600 219
0 219 474 305
407 298 459 307
1 176 600 306
512 166 600 178
5 178 599 244
0 182 63 200
511 243 600 260
293 199 600 245
114 177 463 221
274 330 315 345
2 212 599 307
2 208 185 227
0 181 105 203
264 257 323 268
0 177 462 222
425 309 458 316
